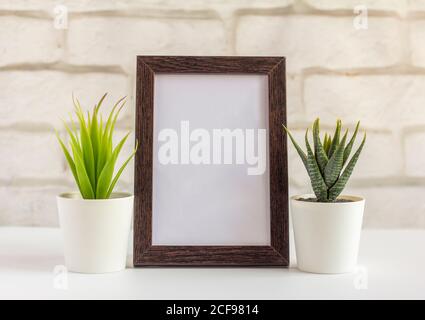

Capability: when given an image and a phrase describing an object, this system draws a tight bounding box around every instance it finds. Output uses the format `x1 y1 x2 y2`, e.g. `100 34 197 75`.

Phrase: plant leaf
106 141 138 198
323 133 328 154
55 130 82 195
282 124 307 169
87 111 91 131
70 140 94 199
96 132 130 199
305 129 328 201
69 113 80 145
324 129 348 188
328 133 366 201
323 134 328 155
58 94 134 199
95 93 108 113
343 121 360 166
63 120 81 154
326 134 332 154
74 106 96 191
328 119 341 157
312 118 329 174
108 100 125 139
102 96 126 142
90 95 107 189
91 94 107 173
98 97 126 176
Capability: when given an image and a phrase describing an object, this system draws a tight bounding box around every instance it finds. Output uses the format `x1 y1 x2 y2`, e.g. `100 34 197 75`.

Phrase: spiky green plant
56 93 138 199
283 119 366 202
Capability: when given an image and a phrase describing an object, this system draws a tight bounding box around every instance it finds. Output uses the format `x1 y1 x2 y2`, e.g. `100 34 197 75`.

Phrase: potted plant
284 119 366 274
56 94 138 274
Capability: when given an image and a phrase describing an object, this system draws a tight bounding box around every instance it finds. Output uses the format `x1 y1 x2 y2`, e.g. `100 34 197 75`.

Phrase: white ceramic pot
291 194 365 274
57 192 133 274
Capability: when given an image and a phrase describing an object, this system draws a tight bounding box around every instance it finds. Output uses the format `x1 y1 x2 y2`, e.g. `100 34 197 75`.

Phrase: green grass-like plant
283 119 366 202
56 93 138 199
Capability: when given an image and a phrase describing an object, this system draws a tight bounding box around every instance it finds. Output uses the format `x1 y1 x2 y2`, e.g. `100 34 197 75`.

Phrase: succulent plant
283 119 366 202
56 93 138 199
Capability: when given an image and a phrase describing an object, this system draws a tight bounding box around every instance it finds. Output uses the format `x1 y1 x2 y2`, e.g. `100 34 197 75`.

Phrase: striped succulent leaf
324 129 347 187
343 121 360 166
328 133 366 201
328 119 341 158
283 124 307 170
323 133 331 155
284 118 366 203
305 129 328 201
312 118 329 174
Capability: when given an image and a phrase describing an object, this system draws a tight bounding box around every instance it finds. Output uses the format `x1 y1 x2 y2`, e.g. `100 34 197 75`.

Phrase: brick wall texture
1 0 425 228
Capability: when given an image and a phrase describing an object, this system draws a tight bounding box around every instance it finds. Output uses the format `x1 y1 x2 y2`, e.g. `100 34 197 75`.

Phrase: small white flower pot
291 194 365 274
57 192 133 274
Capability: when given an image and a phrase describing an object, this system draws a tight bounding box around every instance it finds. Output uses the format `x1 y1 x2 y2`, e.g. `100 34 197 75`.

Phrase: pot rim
291 194 364 204
57 192 134 202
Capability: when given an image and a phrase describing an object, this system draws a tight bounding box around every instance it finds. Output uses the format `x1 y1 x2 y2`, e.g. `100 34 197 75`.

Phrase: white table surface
0 227 424 300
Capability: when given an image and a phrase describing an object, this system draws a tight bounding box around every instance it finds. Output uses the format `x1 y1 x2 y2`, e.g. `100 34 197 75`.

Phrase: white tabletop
0 227 424 300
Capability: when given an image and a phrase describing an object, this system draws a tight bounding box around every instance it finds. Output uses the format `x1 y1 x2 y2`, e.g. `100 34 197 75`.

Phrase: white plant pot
57 192 133 274
291 194 365 274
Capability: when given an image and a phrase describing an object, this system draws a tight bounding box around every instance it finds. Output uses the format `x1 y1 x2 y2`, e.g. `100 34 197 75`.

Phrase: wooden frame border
134 56 288 266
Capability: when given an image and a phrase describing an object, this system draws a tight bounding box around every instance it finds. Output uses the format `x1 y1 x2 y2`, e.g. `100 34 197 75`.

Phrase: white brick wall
0 186 69 226
345 185 425 228
0 17 62 66
410 20 425 67
404 130 425 176
67 17 228 72
0 0 424 228
304 75 425 128
304 0 408 12
0 71 130 126
0 131 65 180
236 16 403 72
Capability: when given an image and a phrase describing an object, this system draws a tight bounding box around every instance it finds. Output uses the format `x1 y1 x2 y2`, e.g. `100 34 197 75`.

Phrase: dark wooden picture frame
134 56 288 267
